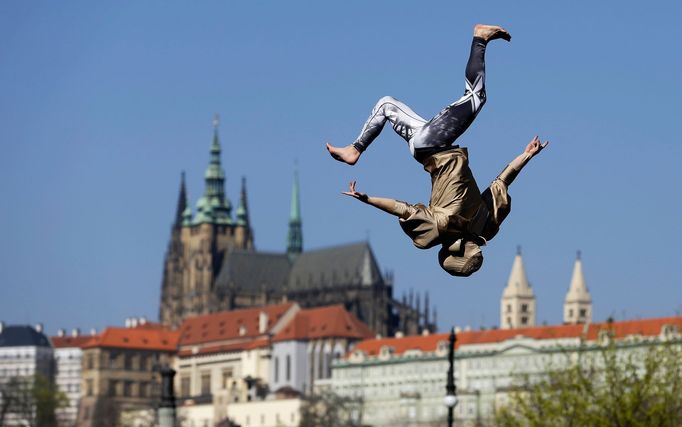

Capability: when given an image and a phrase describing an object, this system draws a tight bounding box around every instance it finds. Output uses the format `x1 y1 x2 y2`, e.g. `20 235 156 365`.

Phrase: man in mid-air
327 24 549 276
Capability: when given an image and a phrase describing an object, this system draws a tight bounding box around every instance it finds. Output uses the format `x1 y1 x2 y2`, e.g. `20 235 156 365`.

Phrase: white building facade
0 324 55 426
51 329 93 427
327 316 682 427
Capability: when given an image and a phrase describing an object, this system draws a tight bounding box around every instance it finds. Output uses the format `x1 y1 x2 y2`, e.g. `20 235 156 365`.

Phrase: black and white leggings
352 37 489 163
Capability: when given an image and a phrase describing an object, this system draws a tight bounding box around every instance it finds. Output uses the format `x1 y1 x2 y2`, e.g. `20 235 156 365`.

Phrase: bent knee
377 95 397 106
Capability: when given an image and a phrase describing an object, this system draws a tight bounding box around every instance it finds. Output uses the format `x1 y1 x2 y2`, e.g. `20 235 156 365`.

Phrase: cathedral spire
564 251 592 324
286 167 303 257
194 114 232 225
174 171 187 229
500 248 536 329
236 176 250 226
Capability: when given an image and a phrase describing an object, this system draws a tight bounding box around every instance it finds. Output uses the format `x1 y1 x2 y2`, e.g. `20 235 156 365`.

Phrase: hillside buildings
0 323 54 426
76 322 180 427
52 329 93 427
326 316 682 427
158 117 432 337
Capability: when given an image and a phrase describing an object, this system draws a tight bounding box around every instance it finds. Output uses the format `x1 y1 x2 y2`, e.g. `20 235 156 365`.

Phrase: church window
86 379 93 396
318 351 324 379
123 381 132 397
506 317 511 326
274 357 280 382
579 309 587 318
506 304 511 313
521 316 528 325
569 309 574 318
521 304 528 313
286 355 291 381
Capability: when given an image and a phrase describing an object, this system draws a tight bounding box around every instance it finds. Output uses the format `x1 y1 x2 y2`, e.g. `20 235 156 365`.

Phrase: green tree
0 374 67 427
495 339 682 427
299 391 366 427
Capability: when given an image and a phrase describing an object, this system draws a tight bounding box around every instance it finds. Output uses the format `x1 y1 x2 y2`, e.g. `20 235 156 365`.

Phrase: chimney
258 311 269 334
71 328 80 337
125 318 131 328
421 329 430 336
395 331 404 338
90 328 97 336
35 323 43 333
0 322 4 333
57 329 66 337
139 317 147 325
131 318 139 328
239 325 247 336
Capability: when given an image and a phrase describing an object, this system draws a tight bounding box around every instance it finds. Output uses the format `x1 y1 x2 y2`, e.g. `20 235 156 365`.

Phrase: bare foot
326 143 360 165
474 24 511 42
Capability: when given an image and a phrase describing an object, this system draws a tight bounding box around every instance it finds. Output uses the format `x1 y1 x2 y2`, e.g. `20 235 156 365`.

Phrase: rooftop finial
577 250 581 260
213 113 220 129
516 245 522 256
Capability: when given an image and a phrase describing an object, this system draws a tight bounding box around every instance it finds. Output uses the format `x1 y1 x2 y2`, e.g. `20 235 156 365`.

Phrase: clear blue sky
1 1 681 334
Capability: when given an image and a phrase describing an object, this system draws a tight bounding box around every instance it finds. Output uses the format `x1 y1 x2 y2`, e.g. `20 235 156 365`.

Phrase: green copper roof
195 114 232 225
236 176 249 226
182 203 193 226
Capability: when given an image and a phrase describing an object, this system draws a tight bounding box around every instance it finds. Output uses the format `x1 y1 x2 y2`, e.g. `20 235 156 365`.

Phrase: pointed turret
564 251 592 324
194 115 232 225
236 177 250 226
286 168 303 258
424 291 430 326
174 172 188 229
234 176 254 249
500 246 537 329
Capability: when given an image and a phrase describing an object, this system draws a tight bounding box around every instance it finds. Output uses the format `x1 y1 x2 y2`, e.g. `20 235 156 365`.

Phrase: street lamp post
443 327 458 427
158 366 177 427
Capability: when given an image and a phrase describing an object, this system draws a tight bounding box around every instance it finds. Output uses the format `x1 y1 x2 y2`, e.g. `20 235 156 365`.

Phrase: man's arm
342 181 413 219
498 136 549 185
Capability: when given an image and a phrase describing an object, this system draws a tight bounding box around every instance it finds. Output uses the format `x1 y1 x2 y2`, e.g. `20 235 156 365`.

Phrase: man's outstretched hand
342 180 368 202
525 136 550 157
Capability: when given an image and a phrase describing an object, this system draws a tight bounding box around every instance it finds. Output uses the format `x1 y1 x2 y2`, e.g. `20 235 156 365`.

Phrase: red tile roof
351 316 682 357
178 303 294 346
274 304 374 342
50 335 97 349
82 326 179 352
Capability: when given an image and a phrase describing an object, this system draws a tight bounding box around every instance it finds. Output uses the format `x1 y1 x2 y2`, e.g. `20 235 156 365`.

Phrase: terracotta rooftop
351 316 682 357
179 303 295 346
83 326 179 352
274 304 374 342
51 335 97 349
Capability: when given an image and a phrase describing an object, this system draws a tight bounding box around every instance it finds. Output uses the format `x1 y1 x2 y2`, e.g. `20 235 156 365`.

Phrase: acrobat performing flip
326 24 549 277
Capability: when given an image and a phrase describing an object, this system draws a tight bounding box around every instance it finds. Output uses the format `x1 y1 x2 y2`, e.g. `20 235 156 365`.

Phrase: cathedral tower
159 116 254 328
563 251 592 324
500 247 536 329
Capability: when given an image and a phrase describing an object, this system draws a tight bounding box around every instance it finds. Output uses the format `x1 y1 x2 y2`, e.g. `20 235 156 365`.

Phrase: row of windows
85 352 158 371
242 412 297 426
0 367 35 376
107 379 152 398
